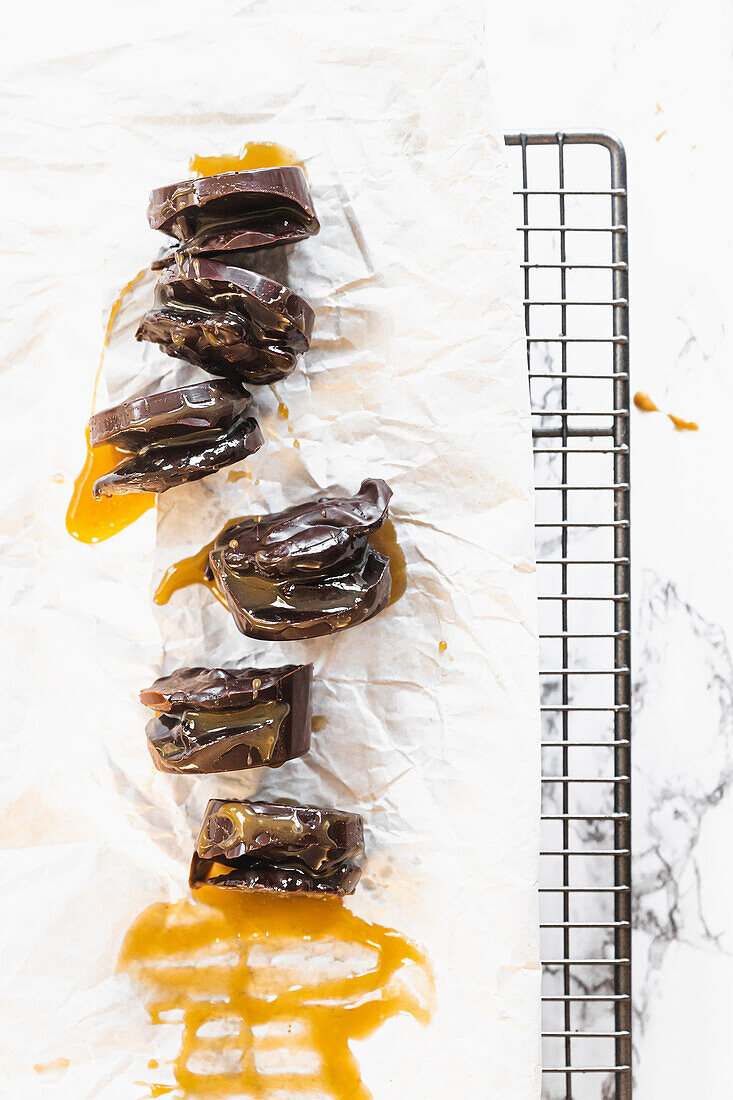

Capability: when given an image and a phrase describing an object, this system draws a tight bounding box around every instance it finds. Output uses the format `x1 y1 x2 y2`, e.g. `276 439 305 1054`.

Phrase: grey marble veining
494 5 733 1090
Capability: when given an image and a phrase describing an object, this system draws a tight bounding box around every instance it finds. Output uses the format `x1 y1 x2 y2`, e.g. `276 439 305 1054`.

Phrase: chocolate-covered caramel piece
139 664 312 774
147 167 319 254
216 478 392 579
93 415 263 497
89 380 251 450
190 799 364 896
207 479 393 640
136 259 315 385
211 544 390 641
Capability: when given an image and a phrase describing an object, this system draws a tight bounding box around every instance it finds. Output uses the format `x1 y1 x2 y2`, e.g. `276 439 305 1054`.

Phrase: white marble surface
485 1 733 1095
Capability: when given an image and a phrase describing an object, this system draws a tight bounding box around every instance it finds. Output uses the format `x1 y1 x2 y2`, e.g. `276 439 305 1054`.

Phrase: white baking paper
0 1 540 1097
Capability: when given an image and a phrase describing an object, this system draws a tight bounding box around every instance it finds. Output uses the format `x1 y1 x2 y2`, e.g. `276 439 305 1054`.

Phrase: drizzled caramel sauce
153 517 248 608
154 517 408 612
66 269 156 543
633 390 698 432
66 428 156 544
268 383 291 422
368 519 407 607
118 887 433 1100
189 142 301 178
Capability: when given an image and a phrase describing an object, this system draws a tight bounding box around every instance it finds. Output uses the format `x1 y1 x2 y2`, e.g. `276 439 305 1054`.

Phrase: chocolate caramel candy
147 166 319 255
190 799 364 896
136 258 315 386
207 479 393 640
140 664 312 774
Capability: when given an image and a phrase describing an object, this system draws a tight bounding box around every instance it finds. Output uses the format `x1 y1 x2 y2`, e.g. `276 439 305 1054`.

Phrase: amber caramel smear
66 269 155 543
33 1058 70 1075
369 519 407 607
667 413 699 432
118 887 433 1100
154 515 248 607
190 142 302 177
633 390 698 432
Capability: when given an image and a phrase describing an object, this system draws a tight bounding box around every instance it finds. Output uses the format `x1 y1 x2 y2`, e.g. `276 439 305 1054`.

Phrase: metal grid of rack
504 132 631 1099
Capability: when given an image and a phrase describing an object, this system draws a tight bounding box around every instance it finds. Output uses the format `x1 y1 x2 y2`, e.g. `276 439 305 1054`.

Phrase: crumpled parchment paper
0 1 541 1096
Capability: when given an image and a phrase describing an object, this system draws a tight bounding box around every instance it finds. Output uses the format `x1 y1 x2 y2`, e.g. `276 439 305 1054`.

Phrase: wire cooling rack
504 133 631 1099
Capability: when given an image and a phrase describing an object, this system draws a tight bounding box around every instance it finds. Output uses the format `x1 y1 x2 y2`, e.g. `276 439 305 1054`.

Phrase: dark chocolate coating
140 664 312 775
145 702 309 774
157 259 314 345
210 545 391 641
89 379 251 451
136 258 315 386
189 857 362 896
216 478 392 579
135 309 295 384
140 662 311 713
93 415 263 497
204 479 393 640
147 167 320 250
189 798 364 897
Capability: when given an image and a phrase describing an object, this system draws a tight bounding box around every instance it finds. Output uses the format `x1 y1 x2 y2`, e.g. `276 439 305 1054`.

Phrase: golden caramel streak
189 142 301 177
118 888 434 1099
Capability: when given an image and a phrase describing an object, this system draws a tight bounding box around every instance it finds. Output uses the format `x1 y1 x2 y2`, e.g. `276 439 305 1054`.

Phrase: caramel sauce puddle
189 142 301 177
368 520 407 607
633 390 698 432
118 886 433 1099
154 519 407 611
153 516 248 608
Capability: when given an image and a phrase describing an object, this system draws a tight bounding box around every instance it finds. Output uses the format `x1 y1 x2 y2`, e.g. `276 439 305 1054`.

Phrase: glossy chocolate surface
140 663 312 774
93 415 263 497
190 799 364 896
147 167 319 254
145 702 306 774
89 379 251 450
207 479 393 640
136 258 315 385
216 478 392 579
210 544 390 641
140 662 311 712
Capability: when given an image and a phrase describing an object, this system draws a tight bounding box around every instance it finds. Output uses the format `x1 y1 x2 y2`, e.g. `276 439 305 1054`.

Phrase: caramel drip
633 390 698 431
66 269 156 543
153 517 248 608
118 887 433 1099
667 413 698 432
633 391 659 413
189 142 301 178
66 429 156 544
368 519 407 607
